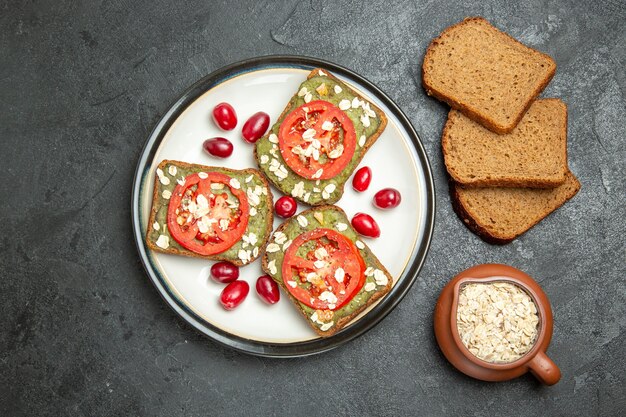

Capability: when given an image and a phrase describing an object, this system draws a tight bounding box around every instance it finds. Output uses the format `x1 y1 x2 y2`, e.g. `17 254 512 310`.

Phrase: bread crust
449 173 581 245
145 159 274 266
449 179 513 245
253 68 388 206
422 17 557 134
261 205 393 337
442 98 569 188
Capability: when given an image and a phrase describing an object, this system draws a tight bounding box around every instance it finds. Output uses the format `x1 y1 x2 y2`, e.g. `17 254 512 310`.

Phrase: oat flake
456 282 539 364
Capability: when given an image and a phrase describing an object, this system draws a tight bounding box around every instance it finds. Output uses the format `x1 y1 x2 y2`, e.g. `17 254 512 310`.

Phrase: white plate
132 56 434 356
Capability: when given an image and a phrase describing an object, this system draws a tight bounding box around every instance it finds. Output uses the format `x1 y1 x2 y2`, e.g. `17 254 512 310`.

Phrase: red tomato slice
166 172 249 255
278 100 356 180
281 228 366 310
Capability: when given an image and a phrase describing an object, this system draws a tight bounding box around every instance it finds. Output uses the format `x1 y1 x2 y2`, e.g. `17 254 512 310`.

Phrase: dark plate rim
131 55 435 357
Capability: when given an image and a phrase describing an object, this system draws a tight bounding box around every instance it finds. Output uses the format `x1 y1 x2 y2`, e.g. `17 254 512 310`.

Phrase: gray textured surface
1 0 625 415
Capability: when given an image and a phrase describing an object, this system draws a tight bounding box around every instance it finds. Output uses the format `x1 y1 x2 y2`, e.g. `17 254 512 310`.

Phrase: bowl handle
528 351 561 385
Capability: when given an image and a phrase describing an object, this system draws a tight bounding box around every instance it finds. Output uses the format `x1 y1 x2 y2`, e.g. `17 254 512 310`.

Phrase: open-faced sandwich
146 160 273 266
261 205 393 336
254 68 387 206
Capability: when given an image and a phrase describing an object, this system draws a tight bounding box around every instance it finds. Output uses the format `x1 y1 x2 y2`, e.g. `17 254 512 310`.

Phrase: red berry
210 261 239 284
275 196 297 218
256 275 280 304
373 188 402 209
212 103 237 131
220 280 249 310
351 212 381 238
203 137 233 158
242 112 270 143
352 166 372 192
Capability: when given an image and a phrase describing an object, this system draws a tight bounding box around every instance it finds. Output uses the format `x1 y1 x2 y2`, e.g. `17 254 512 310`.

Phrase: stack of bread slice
422 17 580 244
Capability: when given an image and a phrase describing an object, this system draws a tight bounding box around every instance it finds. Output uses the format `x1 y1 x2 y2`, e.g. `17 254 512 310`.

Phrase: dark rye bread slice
423 17 556 134
450 171 580 244
443 98 568 188
261 206 392 337
145 160 273 266
254 68 387 206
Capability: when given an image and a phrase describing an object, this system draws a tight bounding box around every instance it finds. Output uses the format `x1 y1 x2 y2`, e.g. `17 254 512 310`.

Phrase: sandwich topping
278 100 356 180
167 171 250 255
281 228 365 311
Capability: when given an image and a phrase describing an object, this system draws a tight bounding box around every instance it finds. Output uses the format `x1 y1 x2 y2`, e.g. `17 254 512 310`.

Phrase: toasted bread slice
450 171 580 244
145 160 273 266
443 99 568 188
254 68 387 206
423 17 556 134
261 206 392 337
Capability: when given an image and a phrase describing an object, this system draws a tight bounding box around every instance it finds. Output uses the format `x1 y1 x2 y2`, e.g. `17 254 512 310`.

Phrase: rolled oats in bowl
456 281 539 363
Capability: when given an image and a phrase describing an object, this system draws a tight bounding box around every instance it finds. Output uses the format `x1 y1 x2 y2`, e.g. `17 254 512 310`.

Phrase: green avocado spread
264 207 390 332
147 162 272 263
255 71 383 206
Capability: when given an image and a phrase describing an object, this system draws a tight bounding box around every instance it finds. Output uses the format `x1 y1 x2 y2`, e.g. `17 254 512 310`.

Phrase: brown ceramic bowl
434 264 561 385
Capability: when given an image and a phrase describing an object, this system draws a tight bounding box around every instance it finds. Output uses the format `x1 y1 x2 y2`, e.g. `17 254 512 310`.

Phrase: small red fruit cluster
211 261 280 310
203 102 270 158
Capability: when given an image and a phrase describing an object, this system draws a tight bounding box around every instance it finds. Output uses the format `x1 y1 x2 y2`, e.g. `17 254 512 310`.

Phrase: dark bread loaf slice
145 160 273 266
261 205 392 337
443 98 568 188
423 17 556 134
254 68 387 206
450 171 580 244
